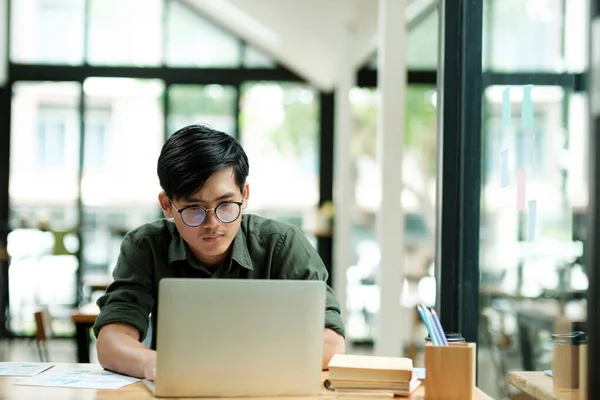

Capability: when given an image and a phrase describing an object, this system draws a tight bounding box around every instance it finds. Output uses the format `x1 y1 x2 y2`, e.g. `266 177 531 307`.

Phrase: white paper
16 368 140 389
0 362 54 376
413 367 425 380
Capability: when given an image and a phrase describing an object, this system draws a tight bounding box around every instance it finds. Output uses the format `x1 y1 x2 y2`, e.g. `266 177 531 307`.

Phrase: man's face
159 167 249 267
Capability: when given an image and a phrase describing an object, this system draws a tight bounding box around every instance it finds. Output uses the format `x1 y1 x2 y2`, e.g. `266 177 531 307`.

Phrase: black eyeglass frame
170 199 244 227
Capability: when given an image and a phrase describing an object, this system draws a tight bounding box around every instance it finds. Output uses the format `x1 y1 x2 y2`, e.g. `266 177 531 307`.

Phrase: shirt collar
168 223 254 271
229 226 254 271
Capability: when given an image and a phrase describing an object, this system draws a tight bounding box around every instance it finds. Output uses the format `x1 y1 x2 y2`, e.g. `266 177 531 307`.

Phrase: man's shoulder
125 218 177 244
241 214 298 238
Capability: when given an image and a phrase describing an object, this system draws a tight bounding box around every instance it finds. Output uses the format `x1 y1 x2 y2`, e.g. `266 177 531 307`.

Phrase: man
93 124 345 381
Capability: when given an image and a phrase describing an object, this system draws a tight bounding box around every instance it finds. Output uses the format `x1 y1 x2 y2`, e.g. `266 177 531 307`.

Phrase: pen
428 307 448 346
416 304 441 345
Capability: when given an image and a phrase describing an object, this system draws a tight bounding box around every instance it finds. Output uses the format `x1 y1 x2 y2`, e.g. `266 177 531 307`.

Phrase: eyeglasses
171 200 243 227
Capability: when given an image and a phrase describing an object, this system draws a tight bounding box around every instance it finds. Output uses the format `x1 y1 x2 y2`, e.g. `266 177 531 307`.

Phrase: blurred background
0 0 594 399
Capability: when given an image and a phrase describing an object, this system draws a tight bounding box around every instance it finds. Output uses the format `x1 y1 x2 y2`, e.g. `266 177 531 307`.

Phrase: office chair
33 307 52 362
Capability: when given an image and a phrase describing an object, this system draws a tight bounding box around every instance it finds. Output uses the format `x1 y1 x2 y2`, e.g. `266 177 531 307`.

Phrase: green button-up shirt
92 214 345 349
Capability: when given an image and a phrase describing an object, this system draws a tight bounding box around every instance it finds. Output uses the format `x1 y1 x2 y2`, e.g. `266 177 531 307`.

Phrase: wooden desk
71 304 99 364
508 371 580 400
0 363 494 399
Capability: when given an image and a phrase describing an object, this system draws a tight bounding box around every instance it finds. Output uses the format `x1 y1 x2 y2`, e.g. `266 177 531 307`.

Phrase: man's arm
274 226 347 368
97 323 157 380
322 328 345 370
92 234 156 379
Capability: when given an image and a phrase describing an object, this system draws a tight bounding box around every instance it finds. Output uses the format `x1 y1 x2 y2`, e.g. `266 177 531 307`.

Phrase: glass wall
10 0 85 65
345 85 438 346
167 84 237 135
368 7 438 70
8 81 81 335
239 82 319 239
81 78 165 285
477 0 589 398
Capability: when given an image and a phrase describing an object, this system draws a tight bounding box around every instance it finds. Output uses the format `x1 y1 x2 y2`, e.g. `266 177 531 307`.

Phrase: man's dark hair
157 124 249 200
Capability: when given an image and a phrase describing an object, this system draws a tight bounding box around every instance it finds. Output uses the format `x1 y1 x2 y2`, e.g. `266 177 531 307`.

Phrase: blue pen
428 307 448 346
416 304 441 345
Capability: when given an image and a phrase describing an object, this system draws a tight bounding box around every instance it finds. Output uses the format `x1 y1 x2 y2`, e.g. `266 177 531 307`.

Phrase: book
325 377 418 391
327 354 414 382
323 377 421 397
325 355 420 397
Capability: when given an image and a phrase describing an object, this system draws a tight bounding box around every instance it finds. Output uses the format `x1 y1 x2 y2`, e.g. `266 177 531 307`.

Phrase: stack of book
324 354 421 397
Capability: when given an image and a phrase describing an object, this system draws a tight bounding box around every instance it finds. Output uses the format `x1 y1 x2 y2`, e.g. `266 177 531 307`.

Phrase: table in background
82 274 113 293
517 301 586 371
0 363 494 399
70 304 99 363
508 371 581 400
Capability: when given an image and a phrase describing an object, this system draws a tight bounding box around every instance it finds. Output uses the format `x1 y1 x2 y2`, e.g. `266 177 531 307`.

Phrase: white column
374 0 407 357
332 28 356 331
0 0 7 87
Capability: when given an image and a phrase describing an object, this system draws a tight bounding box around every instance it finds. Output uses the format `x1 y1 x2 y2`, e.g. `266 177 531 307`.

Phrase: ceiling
185 0 436 91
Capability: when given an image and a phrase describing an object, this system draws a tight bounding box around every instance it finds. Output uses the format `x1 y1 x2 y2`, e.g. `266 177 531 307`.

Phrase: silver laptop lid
154 278 326 397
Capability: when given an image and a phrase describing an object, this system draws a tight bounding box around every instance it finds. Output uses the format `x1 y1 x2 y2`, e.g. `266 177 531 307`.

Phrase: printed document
0 362 54 376
16 368 140 389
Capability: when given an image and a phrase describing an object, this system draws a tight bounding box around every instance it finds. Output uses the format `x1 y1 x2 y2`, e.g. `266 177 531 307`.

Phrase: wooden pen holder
425 343 476 400
551 331 587 390
552 342 584 389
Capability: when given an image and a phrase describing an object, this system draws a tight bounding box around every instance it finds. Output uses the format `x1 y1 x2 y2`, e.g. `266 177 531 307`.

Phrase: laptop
143 278 326 398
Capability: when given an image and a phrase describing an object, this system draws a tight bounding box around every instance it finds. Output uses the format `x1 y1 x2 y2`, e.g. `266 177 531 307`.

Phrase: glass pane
406 8 438 70
563 0 588 72
8 81 81 336
10 0 85 64
87 0 162 66
239 82 318 229
243 45 276 68
168 84 237 136
346 86 438 343
165 0 240 67
81 78 164 288
478 85 589 398
483 0 564 72
367 8 438 70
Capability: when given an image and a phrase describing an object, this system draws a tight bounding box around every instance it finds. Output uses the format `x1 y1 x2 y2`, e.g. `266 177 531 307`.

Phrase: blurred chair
34 307 52 362
480 303 520 398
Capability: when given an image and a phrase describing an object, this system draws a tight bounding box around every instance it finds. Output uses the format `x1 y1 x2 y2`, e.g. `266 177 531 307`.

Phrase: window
9 82 81 336
10 0 85 64
167 84 237 136
84 117 109 171
482 0 581 72
165 0 241 68
369 8 438 70
239 82 318 227
87 0 163 66
81 77 164 279
37 120 66 167
346 85 438 340
243 45 277 68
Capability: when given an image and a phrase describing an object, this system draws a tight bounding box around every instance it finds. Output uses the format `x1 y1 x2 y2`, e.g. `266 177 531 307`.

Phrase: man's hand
322 328 345 370
97 323 157 380
142 352 157 381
